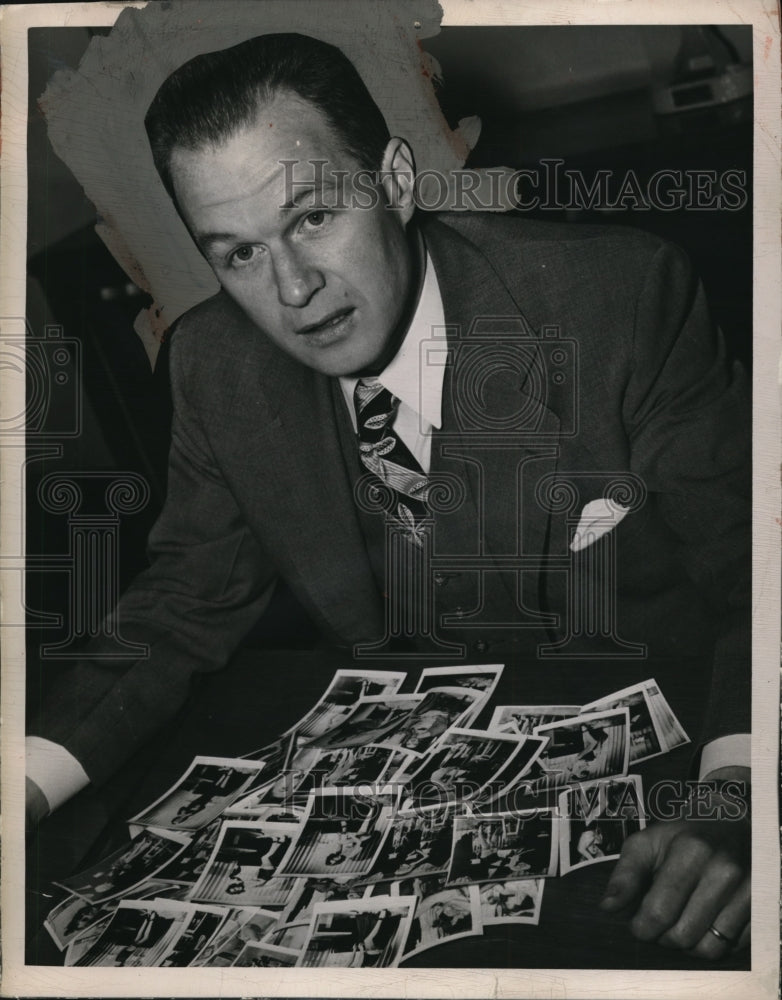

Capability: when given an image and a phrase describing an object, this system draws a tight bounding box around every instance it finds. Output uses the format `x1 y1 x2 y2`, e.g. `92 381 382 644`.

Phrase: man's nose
272 246 324 307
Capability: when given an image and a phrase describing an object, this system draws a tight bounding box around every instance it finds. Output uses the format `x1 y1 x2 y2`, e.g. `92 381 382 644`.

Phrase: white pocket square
570 498 630 552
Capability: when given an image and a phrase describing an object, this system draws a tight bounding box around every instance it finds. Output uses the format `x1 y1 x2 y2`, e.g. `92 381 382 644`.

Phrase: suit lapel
232 328 383 643
423 218 561 617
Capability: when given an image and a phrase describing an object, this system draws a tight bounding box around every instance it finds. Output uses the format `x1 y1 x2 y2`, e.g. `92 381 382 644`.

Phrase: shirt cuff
698 733 751 779
26 736 90 814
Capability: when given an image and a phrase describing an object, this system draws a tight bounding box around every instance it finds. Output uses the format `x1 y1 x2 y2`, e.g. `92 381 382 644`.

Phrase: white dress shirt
26 735 89 813
339 250 446 470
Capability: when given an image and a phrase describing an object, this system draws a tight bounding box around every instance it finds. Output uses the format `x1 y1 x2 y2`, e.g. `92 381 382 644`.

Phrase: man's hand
26 776 50 838
600 769 750 959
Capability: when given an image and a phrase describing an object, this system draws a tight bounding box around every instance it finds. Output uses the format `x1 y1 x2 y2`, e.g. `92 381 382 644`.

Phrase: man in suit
27 33 750 958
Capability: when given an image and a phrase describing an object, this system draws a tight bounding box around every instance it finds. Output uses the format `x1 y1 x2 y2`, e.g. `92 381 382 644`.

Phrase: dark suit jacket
32 213 750 785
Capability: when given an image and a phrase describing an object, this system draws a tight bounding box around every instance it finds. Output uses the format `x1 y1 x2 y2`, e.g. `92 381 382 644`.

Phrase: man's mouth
295 307 355 338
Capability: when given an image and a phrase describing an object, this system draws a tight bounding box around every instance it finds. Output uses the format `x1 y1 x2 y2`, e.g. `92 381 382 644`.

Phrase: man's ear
380 138 416 224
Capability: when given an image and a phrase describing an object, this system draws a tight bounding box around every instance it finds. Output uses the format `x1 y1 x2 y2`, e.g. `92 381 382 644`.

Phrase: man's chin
304 346 391 380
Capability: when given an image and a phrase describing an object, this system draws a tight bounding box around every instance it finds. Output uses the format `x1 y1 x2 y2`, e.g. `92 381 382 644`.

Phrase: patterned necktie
354 378 430 544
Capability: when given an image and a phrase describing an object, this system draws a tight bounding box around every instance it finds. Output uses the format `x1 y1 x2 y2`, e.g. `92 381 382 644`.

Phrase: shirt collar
340 251 445 430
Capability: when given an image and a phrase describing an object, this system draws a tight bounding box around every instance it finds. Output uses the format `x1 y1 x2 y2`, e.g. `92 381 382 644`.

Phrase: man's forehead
170 92 354 186
170 142 367 234
176 163 339 217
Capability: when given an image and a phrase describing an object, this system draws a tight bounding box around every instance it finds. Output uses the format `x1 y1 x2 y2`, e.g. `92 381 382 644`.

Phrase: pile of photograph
43 666 688 968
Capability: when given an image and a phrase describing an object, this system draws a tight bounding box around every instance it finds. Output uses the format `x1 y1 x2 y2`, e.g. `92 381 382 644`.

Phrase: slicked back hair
145 32 392 201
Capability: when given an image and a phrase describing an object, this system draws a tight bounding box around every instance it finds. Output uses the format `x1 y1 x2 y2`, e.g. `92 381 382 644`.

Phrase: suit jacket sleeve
623 238 750 749
28 323 277 787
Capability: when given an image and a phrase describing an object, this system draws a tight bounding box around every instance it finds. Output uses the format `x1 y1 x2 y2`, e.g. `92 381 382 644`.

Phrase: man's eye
229 245 259 267
304 210 328 229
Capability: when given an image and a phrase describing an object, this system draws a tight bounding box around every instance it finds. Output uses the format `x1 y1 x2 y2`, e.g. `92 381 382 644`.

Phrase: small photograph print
644 682 691 751
559 776 646 875
582 682 665 762
129 756 264 831
288 669 406 741
379 688 484 755
414 664 504 700
158 906 226 966
280 878 369 925
190 820 300 907
533 709 630 789
403 728 533 807
487 736 549 801
307 694 423 751
45 895 118 951
360 879 395 898
290 744 396 800
297 897 416 968
403 884 481 958
489 705 582 736
276 788 396 879
366 805 457 881
384 749 420 782
233 738 298 801
153 816 223 884
73 899 194 967
228 763 305 814
232 941 299 967
262 920 311 951
225 802 305 824
63 917 112 967
190 907 280 967
45 879 189 949
644 684 675 747
395 872 448 901
132 878 194 902
54 828 191 903
478 878 544 925
448 811 558 884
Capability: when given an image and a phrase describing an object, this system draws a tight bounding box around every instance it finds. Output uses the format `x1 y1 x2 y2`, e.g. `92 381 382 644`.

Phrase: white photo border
1 1 778 997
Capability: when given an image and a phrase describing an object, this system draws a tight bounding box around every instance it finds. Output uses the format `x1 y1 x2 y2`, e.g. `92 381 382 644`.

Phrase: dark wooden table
25 647 750 970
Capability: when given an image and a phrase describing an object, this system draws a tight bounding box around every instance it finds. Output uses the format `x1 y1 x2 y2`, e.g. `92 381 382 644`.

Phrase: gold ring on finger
707 924 736 945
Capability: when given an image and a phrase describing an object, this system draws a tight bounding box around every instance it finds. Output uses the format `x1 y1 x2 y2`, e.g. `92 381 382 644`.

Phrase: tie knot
354 378 398 425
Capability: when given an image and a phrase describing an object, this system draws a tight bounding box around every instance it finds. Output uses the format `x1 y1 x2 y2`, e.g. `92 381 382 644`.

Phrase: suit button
474 639 489 653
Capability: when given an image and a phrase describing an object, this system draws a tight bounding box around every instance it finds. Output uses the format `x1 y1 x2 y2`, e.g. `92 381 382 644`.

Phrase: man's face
170 92 415 377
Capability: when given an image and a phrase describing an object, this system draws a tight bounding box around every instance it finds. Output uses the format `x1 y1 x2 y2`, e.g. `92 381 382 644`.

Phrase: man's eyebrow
196 232 240 254
280 180 339 211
